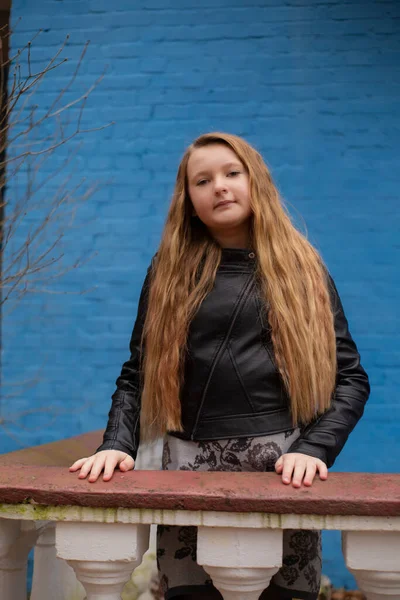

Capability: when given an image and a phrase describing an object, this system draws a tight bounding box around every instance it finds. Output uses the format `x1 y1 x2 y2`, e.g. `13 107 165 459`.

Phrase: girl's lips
215 200 235 208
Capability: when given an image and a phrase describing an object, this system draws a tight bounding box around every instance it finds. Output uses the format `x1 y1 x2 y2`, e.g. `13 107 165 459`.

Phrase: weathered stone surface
0 466 399 517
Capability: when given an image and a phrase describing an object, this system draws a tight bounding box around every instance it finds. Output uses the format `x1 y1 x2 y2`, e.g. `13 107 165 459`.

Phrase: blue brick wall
3 0 399 588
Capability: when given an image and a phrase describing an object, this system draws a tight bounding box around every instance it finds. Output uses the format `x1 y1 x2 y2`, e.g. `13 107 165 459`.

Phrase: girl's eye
196 172 240 185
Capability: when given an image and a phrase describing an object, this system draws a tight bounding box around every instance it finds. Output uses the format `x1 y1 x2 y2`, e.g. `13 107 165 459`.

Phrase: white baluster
31 522 85 600
0 518 43 600
343 530 400 599
56 521 150 600
197 526 282 600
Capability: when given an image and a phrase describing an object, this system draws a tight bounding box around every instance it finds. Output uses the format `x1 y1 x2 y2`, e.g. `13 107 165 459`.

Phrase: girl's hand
69 450 135 483
275 452 328 488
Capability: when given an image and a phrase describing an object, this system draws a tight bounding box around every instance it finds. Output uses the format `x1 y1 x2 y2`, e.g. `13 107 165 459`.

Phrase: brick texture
2 0 399 587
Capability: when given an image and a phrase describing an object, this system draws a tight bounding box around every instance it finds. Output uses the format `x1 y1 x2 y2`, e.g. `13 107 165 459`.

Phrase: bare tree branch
0 27 114 436
0 29 112 306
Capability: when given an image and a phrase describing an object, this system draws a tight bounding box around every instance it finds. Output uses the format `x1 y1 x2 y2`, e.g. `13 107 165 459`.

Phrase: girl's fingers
88 456 107 483
274 456 283 473
277 453 328 487
69 451 135 483
77 456 96 479
317 459 329 480
119 455 135 472
281 455 296 485
291 460 307 488
102 455 120 481
303 461 317 487
69 457 88 471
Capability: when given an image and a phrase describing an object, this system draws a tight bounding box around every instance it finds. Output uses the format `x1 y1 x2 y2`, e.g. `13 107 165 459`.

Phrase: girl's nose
214 178 228 193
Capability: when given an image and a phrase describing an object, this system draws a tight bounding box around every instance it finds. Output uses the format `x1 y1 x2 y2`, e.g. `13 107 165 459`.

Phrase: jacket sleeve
95 263 152 461
287 274 370 468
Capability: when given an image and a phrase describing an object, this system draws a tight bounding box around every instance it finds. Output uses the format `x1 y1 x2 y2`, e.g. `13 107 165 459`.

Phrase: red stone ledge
0 465 399 517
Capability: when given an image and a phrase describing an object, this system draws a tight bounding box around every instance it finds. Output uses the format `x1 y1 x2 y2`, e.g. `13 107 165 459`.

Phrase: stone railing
0 432 399 600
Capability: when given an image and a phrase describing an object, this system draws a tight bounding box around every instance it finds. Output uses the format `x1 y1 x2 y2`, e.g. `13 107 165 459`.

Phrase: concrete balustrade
0 433 399 599
197 526 283 600
343 530 400 600
0 518 44 600
31 522 86 600
56 521 150 600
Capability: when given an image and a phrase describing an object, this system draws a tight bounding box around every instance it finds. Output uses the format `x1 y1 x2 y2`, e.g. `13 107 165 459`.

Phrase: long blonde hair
140 132 336 440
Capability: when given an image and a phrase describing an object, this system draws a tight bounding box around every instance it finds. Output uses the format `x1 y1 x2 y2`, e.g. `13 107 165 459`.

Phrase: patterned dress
157 429 321 600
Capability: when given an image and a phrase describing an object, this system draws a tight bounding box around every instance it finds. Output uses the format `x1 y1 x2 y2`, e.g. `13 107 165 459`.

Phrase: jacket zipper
191 273 255 439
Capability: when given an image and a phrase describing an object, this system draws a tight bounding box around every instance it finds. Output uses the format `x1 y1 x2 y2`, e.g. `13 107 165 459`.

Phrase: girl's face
186 144 252 246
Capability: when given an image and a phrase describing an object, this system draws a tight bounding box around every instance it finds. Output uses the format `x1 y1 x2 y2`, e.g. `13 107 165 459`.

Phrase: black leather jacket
97 248 370 468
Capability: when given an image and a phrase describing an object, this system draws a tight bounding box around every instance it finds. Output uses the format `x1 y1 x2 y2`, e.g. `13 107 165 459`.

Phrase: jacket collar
219 247 256 268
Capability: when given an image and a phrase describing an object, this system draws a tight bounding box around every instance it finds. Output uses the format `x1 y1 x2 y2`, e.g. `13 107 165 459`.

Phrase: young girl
70 132 370 600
